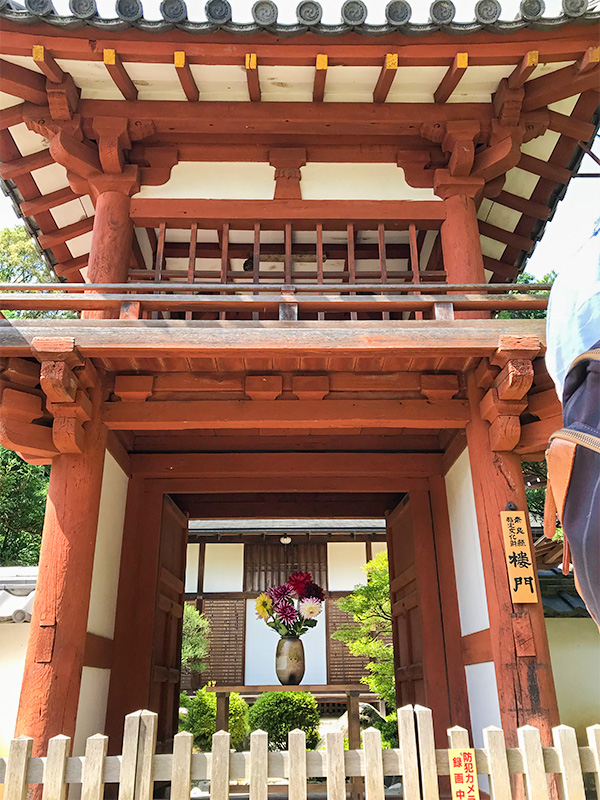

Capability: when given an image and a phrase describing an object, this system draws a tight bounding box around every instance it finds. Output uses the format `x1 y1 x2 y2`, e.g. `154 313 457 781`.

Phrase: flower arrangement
255 571 324 638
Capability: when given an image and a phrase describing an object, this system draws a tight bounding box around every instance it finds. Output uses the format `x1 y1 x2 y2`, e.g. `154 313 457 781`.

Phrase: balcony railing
0 282 550 322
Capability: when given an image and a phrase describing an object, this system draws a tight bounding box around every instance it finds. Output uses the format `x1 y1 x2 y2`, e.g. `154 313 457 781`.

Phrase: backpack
545 342 600 626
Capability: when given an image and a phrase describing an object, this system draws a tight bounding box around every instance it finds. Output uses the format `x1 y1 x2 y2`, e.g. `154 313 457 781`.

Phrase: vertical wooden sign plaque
500 510 539 604
449 749 480 800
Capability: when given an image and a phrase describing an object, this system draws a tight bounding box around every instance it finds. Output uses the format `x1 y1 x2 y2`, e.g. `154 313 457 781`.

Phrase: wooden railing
0 282 550 322
1 706 599 800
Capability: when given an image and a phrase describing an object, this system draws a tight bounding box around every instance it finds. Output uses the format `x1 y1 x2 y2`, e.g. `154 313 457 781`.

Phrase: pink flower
299 597 322 619
275 601 298 624
288 571 312 594
269 584 293 603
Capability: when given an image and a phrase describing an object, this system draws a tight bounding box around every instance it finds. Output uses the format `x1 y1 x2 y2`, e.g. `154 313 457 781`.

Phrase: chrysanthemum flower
288 571 312 594
299 597 322 619
299 581 324 601
255 592 273 619
269 584 294 602
274 601 298 624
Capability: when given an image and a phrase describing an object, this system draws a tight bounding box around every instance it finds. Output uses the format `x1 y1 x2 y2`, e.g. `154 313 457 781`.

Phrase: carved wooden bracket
442 120 481 177
433 169 485 200
113 375 154 402
244 375 283 400
420 373 459 402
269 148 306 200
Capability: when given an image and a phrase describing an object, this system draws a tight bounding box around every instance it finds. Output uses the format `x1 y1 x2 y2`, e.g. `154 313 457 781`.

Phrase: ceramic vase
275 635 305 685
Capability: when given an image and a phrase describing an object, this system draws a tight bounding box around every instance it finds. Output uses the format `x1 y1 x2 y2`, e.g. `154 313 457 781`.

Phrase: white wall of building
0 623 30 756
185 542 200 593
327 542 367 591
135 162 276 200
203 543 244 592
371 541 387 558
244 599 327 685
72 667 112 756
300 164 439 201
444 448 490 635
546 618 600 742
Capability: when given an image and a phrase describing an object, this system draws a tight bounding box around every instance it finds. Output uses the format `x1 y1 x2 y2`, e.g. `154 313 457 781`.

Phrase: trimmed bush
179 687 249 750
249 691 320 750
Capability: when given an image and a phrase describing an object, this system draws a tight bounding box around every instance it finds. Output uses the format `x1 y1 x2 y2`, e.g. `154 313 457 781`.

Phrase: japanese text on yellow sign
500 510 538 604
449 749 480 800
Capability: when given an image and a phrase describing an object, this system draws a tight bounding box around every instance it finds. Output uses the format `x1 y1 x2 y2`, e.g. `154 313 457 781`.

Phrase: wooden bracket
269 148 306 200
490 336 541 367
480 387 527 452
420 374 459 402
114 375 154 402
92 116 131 175
46 74 80 122
433 169 485 200
442 120 481 177
244 375 283 401
291 375 330 400
474 358 499 390
493 359 534 402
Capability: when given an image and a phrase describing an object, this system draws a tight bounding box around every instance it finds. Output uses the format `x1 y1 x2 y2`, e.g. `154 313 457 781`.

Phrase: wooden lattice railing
1 706 599 800
0 282 550 322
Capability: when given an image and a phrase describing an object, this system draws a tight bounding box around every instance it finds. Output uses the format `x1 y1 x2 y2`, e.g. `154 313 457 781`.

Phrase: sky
0 0 598 278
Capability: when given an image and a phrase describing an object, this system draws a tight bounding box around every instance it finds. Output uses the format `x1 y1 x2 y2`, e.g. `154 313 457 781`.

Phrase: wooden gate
386 492 452 741
149 495 188 747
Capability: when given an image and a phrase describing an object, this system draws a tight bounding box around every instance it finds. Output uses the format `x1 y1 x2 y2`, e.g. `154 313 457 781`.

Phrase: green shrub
179 687 249 750
372 713 399 749
249 692 320 750
181 604 210 674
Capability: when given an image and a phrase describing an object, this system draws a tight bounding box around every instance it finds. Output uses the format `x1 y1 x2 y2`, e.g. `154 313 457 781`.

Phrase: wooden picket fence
1 705 599 800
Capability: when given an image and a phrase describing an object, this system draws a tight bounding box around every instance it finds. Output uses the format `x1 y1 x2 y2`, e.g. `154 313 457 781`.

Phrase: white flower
299 597 322 619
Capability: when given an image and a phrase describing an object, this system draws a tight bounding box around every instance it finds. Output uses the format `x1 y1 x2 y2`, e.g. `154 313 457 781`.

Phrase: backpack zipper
549 427 600 455
568 348 600 370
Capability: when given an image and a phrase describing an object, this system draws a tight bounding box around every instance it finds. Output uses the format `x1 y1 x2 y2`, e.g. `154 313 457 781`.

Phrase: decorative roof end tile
69 0 97 19
475 0 501 24
430 0 456 25
115 0 143 22
160 0 187 22
296 0 322 26
519 0 545 21
341 0 367 26
24 0 55 15
562 0 588 16
205 0 231 24
252 0 278 26
385 0 411 25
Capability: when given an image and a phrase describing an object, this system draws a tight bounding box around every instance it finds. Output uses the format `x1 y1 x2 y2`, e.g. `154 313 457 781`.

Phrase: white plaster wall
444 449 490 636
465 661 502 794
203 543 244 593
0 624 30 756
371 542 387 558
185 542 200 594
72 667 111 756
300 164 438 201
546 618 600 742
327 542 367 591
244 599 327 685
134 162 275 200
87 451 129 640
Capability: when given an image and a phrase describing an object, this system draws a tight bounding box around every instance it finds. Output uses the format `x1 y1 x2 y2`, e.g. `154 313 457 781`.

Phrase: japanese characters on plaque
448 749 480 800
500 509 539 604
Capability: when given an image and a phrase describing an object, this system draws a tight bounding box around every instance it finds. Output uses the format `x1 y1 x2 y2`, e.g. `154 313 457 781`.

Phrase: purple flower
269 584 294 603
299 582 324 601
274 601 298 624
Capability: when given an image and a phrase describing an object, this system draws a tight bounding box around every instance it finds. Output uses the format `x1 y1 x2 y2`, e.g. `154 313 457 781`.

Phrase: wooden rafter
434 53 468 104
32 44 64 83
373 53 398 104
546 110 595 142
174 51 199 102
576 45 600 74
103 48 137 101
313 54 327 102
479 220 533 253
0 57 47 104
522 60 600 111
20 187 82 217
493 191 551 221
37 216 94 249
518 152 572 184
0 148 54 179
0 105 23 130
507 50 538 89
245 52 261 102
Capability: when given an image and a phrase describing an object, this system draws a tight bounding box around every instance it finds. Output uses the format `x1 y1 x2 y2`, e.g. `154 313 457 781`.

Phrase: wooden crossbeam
103 49 137 101
0 58 47 104
0 148 54 180
434 53 468 104
493 191 551 221
174 51 199 102
38 216 94 249
313 54 328 102
373 53 398 104
20 187 82 217
507 51 538 89
546 110 595 142
518 153 572 184
102 398 470 431
0 106 24 130
32 45 64 84
245 53 261 102
482 256 518 279
54 254 87 280
522 60 600 111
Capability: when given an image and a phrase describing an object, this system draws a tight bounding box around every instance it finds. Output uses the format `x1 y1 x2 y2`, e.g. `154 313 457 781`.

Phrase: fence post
325 731 345 800
81 734 109 800
587 724 600 797
5 737 33 800
517 725 550 800
210 730 231 800
171 731 193 800
414 705 440 800
41 735 70 800
362 727 384 800
249 730 268 800
117 710 158 800
397 705 420 800
288 729 307 800
483 726 511 800
553 724 585 800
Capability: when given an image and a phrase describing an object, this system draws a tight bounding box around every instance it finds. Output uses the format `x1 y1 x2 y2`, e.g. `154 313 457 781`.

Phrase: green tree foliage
179 687 249 750
0 224 73 318
0 447 48 565
181 603 210 674
332 551 395 708
248 691 320 750
496 270 556 320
